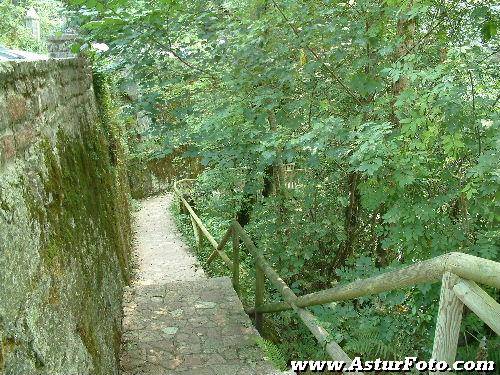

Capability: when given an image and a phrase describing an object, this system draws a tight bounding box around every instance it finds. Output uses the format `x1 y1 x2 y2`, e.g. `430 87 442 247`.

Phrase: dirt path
120 194 281 375
131 194 205 285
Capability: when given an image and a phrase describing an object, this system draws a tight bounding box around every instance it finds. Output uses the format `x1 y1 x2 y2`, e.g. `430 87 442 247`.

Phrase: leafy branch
270 0 364 105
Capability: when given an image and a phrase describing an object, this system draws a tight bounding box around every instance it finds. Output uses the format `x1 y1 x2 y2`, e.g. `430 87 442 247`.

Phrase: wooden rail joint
453 278 500 336
173 179 499 371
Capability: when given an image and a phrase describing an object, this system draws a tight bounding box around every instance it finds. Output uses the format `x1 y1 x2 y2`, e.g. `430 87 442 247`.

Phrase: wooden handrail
206 226 233 266
173 179 499 370
250 252 500 314
453 279 500 335
233 220 359 369
174 182 234 269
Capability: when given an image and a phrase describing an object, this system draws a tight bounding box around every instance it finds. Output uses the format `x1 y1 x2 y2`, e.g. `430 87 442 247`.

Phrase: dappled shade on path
120 194 281 374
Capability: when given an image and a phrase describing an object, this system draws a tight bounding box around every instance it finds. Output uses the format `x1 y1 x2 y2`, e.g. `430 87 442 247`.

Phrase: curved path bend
120 194 285 375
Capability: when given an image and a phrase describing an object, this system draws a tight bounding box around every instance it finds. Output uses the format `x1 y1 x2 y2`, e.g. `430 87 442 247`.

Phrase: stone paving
121 194 283 374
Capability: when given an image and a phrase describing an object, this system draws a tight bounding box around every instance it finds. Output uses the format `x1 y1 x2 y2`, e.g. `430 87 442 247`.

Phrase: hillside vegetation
69 0 499 363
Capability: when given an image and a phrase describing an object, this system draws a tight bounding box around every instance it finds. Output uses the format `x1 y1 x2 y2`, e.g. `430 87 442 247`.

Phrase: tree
69 0 499 362
0 0 65 52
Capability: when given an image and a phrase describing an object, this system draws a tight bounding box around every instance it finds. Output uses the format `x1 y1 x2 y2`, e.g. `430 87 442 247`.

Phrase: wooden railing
174 179 500 372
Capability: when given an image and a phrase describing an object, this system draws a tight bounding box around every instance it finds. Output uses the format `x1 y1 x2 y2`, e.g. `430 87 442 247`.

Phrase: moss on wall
128 151 203 199
0 58 131 375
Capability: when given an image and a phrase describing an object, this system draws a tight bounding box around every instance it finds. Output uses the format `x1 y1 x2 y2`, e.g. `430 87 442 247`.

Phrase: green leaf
481 20 498 41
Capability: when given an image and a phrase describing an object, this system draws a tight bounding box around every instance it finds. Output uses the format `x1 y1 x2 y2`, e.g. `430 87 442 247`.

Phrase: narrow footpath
120 194 282 375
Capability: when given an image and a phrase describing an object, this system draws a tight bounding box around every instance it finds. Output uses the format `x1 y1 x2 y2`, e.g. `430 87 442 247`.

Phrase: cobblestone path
120 194 282 374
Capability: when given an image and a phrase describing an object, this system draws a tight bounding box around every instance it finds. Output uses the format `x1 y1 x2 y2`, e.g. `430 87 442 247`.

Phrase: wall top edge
0 57 91 83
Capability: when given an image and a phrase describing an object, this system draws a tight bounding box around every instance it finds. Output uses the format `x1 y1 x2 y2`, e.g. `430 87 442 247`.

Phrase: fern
343 327 400 359
256 337 288 371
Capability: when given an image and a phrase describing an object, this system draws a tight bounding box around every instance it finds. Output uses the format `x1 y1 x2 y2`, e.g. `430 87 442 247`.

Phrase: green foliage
343 327 397 360
0 0 64 52
70 0 499 364
255 337 287 371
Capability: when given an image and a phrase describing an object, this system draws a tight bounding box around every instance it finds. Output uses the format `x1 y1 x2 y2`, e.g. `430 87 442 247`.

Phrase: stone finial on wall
25 7 41 41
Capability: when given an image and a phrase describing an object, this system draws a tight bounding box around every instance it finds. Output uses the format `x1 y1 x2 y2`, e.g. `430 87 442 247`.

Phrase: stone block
0 57 131 375
0 133 16 161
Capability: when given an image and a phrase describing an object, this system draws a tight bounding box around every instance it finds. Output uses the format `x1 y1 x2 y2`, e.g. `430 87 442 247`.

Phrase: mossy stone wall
0 58 131 375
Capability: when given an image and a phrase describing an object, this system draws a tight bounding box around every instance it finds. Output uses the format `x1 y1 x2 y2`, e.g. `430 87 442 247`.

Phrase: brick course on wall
0 58 131 375
0 59 93 163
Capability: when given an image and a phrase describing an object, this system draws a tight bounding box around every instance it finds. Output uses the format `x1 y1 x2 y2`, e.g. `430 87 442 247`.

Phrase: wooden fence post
431 272 464 371
179 195 186 214
255 265 265 333
190 216 203 249
232 228 240 296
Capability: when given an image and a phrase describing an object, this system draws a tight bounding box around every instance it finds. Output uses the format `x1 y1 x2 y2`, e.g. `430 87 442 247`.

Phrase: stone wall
128 152 203 199
0 58 131 375
47 33 78 59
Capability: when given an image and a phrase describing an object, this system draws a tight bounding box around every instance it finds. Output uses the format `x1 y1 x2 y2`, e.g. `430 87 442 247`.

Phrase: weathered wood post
255 265 265 333
431 272 464 372
190 216 203 250
232 227 240 296
179 194 185 214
